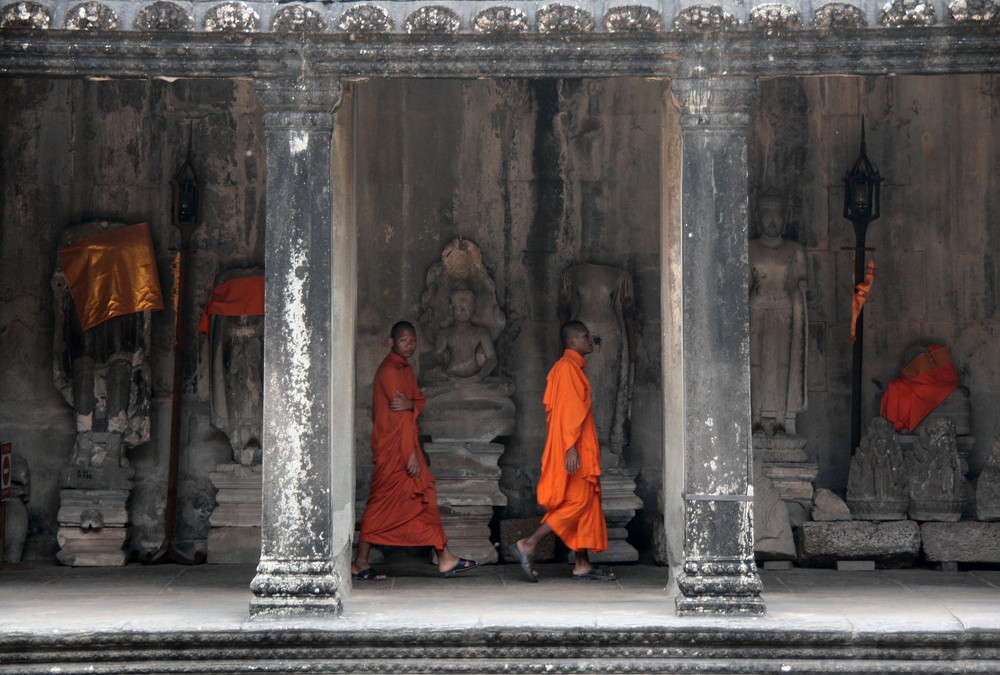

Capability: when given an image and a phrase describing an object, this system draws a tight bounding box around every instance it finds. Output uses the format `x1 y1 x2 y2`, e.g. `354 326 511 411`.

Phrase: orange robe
880 344 960 433
537 349 607 553
358 350 448 548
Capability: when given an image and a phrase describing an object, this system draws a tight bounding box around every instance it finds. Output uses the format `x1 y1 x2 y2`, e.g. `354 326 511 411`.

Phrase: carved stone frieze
271 4 326 33
203 1 259 32
134 1 192 31
337 4 392 33
0 0 50 28
537 3 595 33
948 0 999 22
472 5 529 33
672 5 739 30
404 5 461 34
748 3 802 28
603 4 664 31
812 2 867 27
65 1 117 30
879 0 937 25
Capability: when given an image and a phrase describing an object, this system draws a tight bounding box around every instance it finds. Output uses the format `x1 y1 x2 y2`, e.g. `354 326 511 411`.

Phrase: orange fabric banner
197 275 265 334
57 222 164 331
880 344 960 433
851 260 876 344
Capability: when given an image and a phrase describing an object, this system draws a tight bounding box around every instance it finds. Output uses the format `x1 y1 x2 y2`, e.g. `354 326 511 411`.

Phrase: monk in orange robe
352 321 478 580
510 321 614 582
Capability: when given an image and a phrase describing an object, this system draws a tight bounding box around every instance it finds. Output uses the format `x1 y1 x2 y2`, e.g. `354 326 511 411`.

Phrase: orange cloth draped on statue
358 350 448 548
537 349 607 553
880 344 960 433
57 222 164 331
197 275 265 335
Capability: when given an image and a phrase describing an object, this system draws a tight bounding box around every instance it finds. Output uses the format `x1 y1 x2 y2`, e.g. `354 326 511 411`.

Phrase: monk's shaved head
391 321 416 340
560 320 588 348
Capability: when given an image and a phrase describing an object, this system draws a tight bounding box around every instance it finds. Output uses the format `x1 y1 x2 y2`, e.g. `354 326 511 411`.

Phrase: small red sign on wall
1 442 11 502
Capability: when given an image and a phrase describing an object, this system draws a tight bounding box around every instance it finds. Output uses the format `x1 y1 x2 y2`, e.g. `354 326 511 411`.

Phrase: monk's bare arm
565 446 580 474
389 390 413 411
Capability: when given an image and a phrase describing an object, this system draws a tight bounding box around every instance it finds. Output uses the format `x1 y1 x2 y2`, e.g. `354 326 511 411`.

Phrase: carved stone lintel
65 1 117 30
537 3 596 33
812 2 868 27
203 1 258 32
603 5 664 32
672 77 757 130
271 4 326 33
250 559 344 616
472 6 529 33
134 1 192 31
672 5 739 31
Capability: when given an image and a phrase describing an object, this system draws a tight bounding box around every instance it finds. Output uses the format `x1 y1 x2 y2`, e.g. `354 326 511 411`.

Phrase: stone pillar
249 78 345 617
671 77 765 616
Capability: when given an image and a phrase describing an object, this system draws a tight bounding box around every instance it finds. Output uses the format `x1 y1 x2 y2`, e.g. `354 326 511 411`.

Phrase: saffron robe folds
358 350 448 549
537 349 608 553
880 344 960 433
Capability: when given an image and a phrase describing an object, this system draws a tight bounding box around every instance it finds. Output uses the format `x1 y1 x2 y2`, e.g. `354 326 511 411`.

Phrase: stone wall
750 74 1000 492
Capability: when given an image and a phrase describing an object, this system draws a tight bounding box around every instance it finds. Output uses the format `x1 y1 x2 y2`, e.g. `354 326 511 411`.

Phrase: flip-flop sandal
572 567 617 581
441 558 479 578
509 543 539 583
354 567 389 581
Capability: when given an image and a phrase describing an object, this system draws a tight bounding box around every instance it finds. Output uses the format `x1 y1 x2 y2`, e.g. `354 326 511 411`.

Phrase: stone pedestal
755 435 816 517
56 488 130 566
208 463 262 564
424 441 506 563
590 466 642 563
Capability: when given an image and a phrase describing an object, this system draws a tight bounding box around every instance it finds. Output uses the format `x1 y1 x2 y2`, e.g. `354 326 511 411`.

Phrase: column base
249 559 344 618
675 562 766 616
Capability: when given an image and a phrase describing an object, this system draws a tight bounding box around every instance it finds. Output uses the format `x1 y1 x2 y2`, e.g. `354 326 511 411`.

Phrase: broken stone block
797 520 920 568
921 522 1000 563
753 459 796 560
846 416 908 520
906 418 968 522
812 488 852 521
975 441 1000 521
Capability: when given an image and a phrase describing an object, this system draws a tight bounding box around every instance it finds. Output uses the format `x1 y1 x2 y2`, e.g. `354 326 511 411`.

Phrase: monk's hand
389 390 413 411
565 447 580 474
406 450 421 477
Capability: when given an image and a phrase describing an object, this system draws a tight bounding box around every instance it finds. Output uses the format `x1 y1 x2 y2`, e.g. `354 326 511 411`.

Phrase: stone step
4 628 1000 673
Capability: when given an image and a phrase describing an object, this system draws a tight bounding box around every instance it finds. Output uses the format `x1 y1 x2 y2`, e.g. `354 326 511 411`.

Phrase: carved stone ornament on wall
603 5 664 31
879 0 937 26
672 5 739 30
472 5 529 33
203 1 259 32
337 4 393 33
947 0 999 22
405 5 461 33
133 1 192 31
271 4 326 33
0 1 51 28
65 1 118 30
812 2 868 27
537 3 596 33
748 3 802 29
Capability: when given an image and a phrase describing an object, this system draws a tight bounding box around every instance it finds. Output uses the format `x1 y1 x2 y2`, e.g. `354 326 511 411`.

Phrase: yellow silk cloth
58 222 164 331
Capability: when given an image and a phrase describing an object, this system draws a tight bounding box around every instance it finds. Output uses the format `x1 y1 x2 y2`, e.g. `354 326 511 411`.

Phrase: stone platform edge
4 626 1000 674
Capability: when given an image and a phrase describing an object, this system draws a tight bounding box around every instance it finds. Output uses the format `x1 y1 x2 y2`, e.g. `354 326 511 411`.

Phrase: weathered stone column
671 77 765 616
249 78 345 617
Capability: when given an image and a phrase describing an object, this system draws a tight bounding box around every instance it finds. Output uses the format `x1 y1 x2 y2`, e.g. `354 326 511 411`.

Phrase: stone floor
3 560 1000 672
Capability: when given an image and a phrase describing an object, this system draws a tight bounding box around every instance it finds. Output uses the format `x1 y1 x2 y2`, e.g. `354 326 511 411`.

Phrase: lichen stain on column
272 243 325 539
289 130 309 157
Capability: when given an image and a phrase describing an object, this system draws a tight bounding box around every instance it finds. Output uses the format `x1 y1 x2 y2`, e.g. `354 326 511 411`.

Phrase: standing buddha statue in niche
558 263 635 462
749 189 808 437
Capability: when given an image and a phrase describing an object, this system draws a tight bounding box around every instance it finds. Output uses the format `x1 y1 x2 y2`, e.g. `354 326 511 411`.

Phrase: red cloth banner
197 275 265 335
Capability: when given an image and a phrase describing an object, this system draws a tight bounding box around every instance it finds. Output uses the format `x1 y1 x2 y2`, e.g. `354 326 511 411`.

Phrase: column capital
255 77 342 130
671 77 757 130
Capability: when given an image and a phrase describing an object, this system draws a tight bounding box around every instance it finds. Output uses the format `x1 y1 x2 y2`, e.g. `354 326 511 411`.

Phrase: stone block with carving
797 520 920 568
906 418 968 522
847 417 908 520
975 440 1000 521
208 463 262 564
